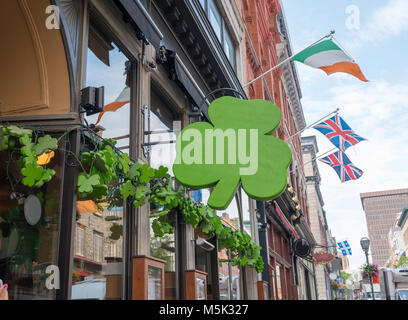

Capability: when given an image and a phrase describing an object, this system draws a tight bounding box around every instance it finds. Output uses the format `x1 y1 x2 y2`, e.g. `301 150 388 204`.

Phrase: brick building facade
240 0 314 300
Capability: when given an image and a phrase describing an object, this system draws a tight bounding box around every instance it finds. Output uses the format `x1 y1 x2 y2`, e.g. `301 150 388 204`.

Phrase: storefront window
84 32 131 153
149 88 178 174
0 140 64 300
70 26 129 299
149 86 179 300
72 202 124 300
217 193 242 300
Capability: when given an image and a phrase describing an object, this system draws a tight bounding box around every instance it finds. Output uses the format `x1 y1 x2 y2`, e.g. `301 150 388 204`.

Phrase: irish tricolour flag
292 39 368 82
95 86 130 125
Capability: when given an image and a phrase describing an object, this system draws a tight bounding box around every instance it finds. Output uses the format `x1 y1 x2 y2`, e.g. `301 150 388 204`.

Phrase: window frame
75 224 86 257
198 0 237 70
93 231 104 263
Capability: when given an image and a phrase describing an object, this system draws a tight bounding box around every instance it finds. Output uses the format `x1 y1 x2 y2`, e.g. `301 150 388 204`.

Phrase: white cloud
349 0 408 47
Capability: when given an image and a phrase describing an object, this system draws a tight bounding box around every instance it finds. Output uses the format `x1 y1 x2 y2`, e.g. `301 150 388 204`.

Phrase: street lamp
360 237 375 300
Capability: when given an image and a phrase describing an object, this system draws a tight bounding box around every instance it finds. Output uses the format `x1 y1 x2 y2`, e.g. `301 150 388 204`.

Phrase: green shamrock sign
173 96 292 210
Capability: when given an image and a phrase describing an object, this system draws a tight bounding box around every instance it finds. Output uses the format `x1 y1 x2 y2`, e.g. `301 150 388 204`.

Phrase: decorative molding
276 10 306 131
58 0 81 59
1 0 50 115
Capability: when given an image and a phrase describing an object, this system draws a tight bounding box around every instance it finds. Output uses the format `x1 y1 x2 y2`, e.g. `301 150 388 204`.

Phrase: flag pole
289 147 337 174
286 108 340 142
243 30 335 89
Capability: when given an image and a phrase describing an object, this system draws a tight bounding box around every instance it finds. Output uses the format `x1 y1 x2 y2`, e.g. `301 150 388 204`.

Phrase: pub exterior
0 0 317 300
0 0 264 300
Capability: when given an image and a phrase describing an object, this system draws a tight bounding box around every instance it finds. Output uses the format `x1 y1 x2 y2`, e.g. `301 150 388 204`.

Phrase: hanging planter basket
361 263 379 279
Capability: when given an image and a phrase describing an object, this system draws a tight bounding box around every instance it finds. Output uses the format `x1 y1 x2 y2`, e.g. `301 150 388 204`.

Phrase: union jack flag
313 114 366 152
319 151 363 183
338 240 352 256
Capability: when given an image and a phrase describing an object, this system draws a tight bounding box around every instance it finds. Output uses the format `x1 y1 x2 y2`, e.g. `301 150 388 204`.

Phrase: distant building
341 254 350 271
360 189 408 267
396 207 408 262
302 136 336 300
386 211 405 267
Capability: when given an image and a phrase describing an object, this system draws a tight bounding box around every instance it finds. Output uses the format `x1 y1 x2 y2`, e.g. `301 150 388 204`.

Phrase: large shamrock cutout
173 96 292 210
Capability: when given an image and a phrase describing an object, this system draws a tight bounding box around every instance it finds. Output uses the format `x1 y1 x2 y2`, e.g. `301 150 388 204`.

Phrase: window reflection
199 0 237 69
209 0 222 41
276 264 283 300
84 44 131 153
217 199 242 300
241 191 251 236
149 86 178 300
71 31 128 299
72 203 124 300
0 140 63 300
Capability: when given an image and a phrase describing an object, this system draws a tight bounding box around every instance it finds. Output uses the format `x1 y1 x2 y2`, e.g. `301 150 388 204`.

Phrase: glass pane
147 266 162 300
218 248 241 300
196 277 205 300
150 231 176 300
71 33 128 300
276 264 283 300
218 194 240 230
149 87 178 300
72 204 124 300
84 44 130 153
241 191 251 236
270 268 276 300
0 138 64 300
149 89 177 175
208 0 222 41
223 29 236 70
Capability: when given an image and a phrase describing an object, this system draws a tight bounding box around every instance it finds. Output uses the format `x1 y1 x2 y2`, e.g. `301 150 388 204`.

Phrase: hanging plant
361 263 379 279
0 125 58 188
1 124 265 273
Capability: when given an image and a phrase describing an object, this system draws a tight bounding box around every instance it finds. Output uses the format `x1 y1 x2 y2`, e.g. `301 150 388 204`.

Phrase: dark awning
117 0 163 50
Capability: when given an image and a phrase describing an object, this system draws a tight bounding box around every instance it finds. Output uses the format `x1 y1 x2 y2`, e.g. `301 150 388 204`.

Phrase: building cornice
275 7 306 131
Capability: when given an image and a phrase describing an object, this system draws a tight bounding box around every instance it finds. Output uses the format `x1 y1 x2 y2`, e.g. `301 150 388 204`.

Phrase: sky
281 0 408 269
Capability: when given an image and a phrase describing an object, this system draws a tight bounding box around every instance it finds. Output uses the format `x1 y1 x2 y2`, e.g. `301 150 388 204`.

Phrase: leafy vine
0 125 58 189
0 125 264 273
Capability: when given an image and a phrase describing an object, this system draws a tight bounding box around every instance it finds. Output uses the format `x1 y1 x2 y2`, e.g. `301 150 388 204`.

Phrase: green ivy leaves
0 125 57 188
152 219 173 237
109 223 123 240
77 173 101 193
33 135 58 156
1 124 264 273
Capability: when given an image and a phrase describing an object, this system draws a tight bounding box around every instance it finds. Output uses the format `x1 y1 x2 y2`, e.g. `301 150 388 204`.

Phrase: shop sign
293 238 311 258
173 96 292 210
312 251 335 264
